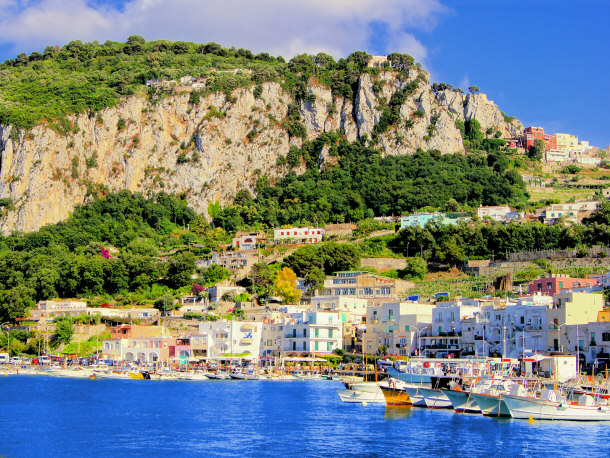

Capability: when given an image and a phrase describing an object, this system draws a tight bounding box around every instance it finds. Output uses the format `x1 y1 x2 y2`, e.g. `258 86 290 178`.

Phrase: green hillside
0 37 415 130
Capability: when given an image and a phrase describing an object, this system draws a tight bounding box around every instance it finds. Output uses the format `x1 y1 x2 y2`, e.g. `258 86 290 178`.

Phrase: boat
266 374 296 381
230 371 259 380
336 387 386 404
379 379 412 406
441 386 480 413
337 380 388 404
468 379 519 417
502 385 610 421
179 372 209 381
420 386 453 409
442 376 515 414
208 371 231 380
387 360 444 385
402 384 428 407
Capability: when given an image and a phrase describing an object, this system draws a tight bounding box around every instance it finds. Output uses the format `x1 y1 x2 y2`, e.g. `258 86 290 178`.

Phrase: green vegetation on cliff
213 136 529 231
0 37 417 130
0 190 197 322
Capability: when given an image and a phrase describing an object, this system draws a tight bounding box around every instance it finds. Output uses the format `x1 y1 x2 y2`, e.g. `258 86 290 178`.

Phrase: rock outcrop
0 71 522 234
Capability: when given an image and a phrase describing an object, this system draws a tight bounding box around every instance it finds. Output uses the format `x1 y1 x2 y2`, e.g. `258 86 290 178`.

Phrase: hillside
0 39 523 234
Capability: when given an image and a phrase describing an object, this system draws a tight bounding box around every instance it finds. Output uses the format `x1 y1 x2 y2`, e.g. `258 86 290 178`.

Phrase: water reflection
384 406 414 420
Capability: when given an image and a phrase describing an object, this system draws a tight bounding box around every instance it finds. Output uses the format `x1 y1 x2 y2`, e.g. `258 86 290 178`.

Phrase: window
303 329 307 338
520 317 525 324
405 325 410 332
315 329 319 338
389 309 394 320
292 342 296 350
292 329 296 338
327 342 333 351
547 282 552 289
303 342 306 351
315 342 319 351
328 329 333 338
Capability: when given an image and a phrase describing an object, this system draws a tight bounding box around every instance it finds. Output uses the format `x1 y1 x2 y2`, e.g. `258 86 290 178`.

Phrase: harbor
1 374 610 457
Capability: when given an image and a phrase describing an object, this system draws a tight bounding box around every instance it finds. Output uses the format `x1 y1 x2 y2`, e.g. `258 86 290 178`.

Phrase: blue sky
0 0 608 147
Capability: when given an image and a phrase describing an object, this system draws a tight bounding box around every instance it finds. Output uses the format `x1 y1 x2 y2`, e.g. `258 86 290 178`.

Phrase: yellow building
555 133 579 150
547 292 604 351
597 310 610 322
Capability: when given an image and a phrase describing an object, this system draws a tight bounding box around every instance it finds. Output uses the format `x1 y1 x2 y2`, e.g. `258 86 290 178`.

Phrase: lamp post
567 313 581 374
415 326 427 358
554 322 567 353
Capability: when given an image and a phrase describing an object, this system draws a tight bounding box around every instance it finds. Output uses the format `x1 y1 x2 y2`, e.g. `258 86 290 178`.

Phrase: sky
0 0 608 147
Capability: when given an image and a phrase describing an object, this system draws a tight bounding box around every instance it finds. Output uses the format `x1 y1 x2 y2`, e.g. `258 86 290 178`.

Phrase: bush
398 257 427 280
561 164 580 174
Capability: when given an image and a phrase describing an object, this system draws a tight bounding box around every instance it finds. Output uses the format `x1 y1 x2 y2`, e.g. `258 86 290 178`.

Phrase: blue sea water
0 376 609 457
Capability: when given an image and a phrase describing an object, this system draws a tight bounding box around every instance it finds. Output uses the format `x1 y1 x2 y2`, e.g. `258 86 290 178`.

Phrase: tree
202 265 230 286
166 251 196 288
398 257 428 280
274 267 302 304
0 286 36 322
248 263 277 298
54 317 74 345
527 138 545 161
387 52 414 71
444 198 460 212
468 86 480 94
154 293 177 315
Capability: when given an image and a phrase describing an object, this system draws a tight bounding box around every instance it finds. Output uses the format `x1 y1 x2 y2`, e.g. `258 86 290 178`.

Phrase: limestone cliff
0 71 522 234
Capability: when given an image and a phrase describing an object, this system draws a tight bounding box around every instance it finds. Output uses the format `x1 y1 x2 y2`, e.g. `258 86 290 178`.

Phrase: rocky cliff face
0 70 522 234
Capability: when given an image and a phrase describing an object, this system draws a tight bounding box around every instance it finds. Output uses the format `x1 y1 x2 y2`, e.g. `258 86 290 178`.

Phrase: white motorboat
442 388 480 413
503 385 610 421
402 384 428 407
208 371 231 380
336 388 386 404
230 371 259 380
179 372 209 381
388 360 443 385
337 380 390 404
442 377 515 413
420 386 453 409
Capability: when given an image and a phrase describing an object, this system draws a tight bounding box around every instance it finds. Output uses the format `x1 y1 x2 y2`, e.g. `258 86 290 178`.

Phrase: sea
0 376 609 457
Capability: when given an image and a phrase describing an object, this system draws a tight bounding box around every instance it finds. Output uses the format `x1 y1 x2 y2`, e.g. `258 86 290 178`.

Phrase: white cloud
459 74 470 91
0 0 448 61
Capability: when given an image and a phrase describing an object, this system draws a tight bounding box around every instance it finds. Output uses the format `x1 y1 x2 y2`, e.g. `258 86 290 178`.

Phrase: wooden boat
380 382 412 406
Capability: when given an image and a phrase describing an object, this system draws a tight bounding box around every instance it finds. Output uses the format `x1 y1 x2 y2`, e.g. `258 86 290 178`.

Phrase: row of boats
337 360 610 421
1 364 334 382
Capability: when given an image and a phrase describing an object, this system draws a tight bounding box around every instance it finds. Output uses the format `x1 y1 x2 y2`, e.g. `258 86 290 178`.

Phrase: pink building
527 275 597 296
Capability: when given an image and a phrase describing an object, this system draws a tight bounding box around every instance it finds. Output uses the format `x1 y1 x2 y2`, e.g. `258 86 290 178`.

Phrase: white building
283 311 342 354
274 227 325 244
102 336 174 363
207 285 247 302
477 206 524 222
309 295 368 316
543 201 599 224
473 294 553 358
231 232 267 250
198 320 262 359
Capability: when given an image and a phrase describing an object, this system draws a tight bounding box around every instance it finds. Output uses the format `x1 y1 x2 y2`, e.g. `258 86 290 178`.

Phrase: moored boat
503 386 610 421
